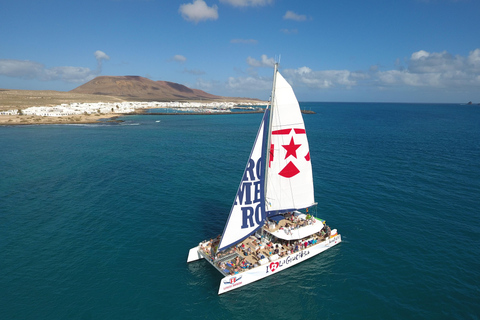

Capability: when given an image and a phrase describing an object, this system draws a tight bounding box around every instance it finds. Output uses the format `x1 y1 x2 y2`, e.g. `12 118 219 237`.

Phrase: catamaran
187 63 342 294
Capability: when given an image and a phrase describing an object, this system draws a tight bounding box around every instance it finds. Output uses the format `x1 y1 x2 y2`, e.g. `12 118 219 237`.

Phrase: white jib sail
217 109 269 252
266 71 315 213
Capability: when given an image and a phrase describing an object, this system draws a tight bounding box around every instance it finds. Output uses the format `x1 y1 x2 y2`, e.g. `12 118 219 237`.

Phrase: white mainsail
217 66 314 251
265 70 315 214
217 109 269 252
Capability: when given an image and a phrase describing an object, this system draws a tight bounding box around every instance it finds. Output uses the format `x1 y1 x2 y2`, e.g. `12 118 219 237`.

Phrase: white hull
187 246 202 263
187 234 341 294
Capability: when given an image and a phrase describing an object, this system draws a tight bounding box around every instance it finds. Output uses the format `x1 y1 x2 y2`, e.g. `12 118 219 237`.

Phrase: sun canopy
266 214 325 241
269 215 285 223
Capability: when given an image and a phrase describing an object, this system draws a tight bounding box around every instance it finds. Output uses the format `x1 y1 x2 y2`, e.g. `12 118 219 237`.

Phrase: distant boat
155 120 161 122
187 63 342 294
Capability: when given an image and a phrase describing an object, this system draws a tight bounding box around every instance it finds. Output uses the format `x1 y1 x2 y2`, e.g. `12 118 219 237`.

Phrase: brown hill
70 75 224 101
0 89 124 111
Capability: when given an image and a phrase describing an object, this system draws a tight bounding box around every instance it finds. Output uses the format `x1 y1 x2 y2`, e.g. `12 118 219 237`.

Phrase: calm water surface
1 102 479 319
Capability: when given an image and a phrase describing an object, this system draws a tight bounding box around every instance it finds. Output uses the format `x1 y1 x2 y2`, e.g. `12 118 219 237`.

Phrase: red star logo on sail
282 136 301 159
270 128 310 178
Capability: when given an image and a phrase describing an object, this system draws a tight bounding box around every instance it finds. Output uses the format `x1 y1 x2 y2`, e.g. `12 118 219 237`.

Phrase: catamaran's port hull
187 246 202 263
187 234 342 295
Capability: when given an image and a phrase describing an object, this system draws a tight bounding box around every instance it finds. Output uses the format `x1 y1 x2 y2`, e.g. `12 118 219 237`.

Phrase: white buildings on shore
0 101 264 117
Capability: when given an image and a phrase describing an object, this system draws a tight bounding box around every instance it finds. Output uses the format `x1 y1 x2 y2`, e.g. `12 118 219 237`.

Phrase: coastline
0 113 122 126
0 108 318 126
0 88 267 126
0 108 269 126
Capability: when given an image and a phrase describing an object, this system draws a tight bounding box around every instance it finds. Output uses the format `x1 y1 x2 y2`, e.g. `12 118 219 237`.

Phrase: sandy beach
0 113 122 126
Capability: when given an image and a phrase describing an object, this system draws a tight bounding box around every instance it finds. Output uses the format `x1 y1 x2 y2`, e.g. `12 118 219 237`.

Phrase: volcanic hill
70 76 225 102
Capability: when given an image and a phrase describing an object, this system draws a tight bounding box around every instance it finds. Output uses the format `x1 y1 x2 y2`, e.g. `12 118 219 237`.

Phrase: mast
264 63 278 212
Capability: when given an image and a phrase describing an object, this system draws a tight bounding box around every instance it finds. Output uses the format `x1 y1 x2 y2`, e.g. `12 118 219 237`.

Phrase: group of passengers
200 235 236 260
217 255 253 275
271 212 317 235
284 237 319 254
286 212 316 227
321 222 332 238
202 220 333 275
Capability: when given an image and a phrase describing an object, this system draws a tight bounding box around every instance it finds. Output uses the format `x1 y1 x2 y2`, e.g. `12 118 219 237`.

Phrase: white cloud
195 78 218 90
467 48 480 69
283 67 366 89
43 66 96 83
94 50 110 72
283 11 307 21
280 28 298 34
0 60 44 79
188 49 480 101
173 54 187 63
247 54 275 67
226 76 271 91
376 48 480 88
231 38 258 44
0 51 110 83
254 49 480 92
94 50 110 61
179 0 218 23
220 0 273 7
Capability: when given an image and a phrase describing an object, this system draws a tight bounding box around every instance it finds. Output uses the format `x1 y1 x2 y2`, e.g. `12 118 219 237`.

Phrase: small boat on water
187 63 341 294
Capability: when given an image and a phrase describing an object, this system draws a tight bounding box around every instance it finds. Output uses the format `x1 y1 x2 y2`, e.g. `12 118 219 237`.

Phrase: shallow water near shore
1 102 479 319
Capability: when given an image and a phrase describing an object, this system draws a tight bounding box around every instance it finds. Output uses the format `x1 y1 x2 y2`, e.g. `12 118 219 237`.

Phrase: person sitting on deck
219 262 229 273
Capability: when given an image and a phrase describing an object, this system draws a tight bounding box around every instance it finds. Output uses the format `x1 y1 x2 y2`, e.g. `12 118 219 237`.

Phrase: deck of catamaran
198 211 336 276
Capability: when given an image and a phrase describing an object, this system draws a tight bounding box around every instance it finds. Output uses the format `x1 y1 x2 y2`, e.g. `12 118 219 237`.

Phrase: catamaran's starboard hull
218 234 341 294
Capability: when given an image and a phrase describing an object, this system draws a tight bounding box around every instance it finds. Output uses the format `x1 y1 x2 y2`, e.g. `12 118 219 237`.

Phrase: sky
1 0 479 103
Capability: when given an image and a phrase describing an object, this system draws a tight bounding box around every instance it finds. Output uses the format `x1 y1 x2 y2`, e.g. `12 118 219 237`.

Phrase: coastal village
0 101 262 117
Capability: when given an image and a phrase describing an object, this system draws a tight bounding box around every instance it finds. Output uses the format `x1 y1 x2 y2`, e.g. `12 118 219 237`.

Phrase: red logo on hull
269 262 280 272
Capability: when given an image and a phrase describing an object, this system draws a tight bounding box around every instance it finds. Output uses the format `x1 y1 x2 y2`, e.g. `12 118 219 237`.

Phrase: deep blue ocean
1 102 479 319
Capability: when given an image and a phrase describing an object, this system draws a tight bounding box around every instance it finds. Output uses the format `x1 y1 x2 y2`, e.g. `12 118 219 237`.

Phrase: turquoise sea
1 102 479 319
